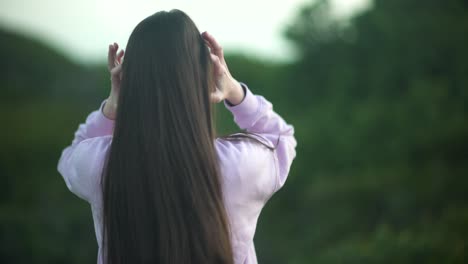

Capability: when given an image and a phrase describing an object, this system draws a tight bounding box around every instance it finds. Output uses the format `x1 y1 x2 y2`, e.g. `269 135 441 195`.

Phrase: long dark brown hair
101 9 234 264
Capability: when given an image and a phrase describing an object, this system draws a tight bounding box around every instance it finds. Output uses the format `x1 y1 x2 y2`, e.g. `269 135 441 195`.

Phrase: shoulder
215 136 278 202
69 136 113 172
58 135 113 203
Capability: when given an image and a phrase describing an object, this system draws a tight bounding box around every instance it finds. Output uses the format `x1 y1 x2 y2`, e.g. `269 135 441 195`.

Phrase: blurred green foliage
1 0 467 263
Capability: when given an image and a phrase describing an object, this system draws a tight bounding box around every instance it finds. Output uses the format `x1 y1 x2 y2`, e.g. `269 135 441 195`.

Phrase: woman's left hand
103 42 124 120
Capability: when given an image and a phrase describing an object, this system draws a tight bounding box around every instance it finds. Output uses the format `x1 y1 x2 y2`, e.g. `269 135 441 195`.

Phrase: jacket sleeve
223 82 297 194
57 100 114 204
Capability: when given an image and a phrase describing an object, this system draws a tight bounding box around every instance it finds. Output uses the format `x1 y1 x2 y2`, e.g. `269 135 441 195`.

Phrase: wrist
225 78 245 106
103 96 118 120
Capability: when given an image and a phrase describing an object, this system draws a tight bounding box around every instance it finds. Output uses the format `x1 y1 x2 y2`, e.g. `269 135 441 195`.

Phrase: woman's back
57 9 296 264
58 82 296 263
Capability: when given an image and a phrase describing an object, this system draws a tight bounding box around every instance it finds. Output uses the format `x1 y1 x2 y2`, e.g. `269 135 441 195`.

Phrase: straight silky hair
101 10 234 264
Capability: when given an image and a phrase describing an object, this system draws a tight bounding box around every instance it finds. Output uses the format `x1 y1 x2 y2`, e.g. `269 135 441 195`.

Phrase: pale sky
0 0 370 64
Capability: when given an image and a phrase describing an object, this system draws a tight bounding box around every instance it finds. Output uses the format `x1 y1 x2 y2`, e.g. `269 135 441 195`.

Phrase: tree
254 0 468 263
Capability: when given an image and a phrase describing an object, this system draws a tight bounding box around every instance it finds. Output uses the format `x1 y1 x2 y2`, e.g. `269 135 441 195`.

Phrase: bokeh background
1 0 467 263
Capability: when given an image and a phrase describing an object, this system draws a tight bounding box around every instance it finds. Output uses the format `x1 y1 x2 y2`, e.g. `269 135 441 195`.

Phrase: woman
57 9 296 264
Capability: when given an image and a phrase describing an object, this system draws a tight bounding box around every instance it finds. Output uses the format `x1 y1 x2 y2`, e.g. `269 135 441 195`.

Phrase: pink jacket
57 83 297 264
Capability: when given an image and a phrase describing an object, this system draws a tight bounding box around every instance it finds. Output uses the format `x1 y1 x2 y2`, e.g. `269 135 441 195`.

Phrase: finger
201 32 218 52
108 44 116 70
116 49 125 64
204 42 212 54
210 53 224 75
202 37 214 52
112 43 118 59
201 31 224 59
201 33 223 65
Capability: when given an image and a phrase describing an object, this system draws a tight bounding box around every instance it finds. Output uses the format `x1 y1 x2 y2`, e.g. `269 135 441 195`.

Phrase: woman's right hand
201 31 245 105
103 42 124 120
